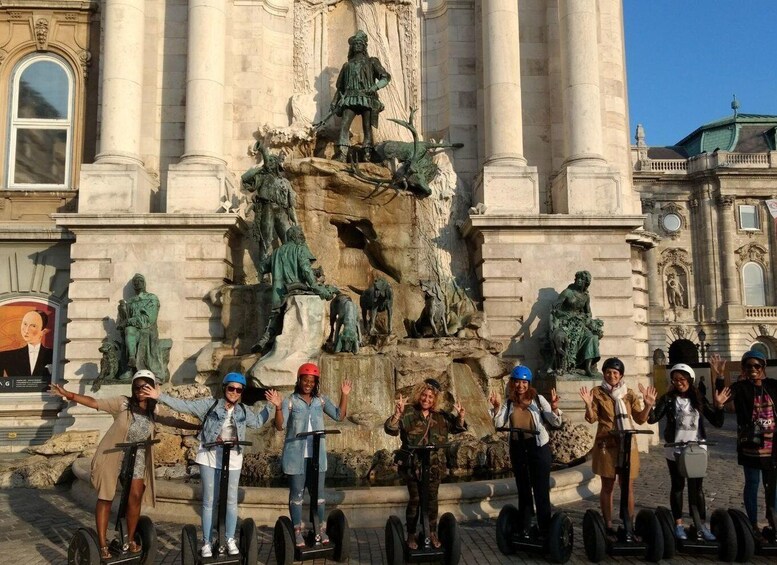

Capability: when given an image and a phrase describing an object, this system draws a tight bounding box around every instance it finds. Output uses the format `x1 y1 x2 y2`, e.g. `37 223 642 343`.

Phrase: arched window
6 54 74 189
742 262 766 306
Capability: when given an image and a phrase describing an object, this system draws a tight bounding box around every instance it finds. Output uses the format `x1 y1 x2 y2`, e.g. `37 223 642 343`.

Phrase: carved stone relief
34 18 49 50
657 202 686 240
735 242 768 268
669 325 690 341
657 248 693 274
665 266 687 309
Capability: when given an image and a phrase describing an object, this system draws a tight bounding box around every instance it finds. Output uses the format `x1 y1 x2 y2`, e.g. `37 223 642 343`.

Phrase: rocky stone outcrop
548 420 595 464
25 430 100 456
0 452 80 488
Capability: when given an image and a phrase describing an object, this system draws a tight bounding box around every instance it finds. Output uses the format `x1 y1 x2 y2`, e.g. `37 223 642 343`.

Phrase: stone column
78 0 157 212
167 0 234 213
474 0 539 214
646 246 661 309
718 196 742 307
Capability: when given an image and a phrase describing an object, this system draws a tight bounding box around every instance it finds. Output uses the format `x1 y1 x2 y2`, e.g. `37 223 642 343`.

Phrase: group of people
48 348 777 558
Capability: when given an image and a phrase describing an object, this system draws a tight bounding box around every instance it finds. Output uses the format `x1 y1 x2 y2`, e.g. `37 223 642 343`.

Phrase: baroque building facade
0 0 648 449
634 113 777 366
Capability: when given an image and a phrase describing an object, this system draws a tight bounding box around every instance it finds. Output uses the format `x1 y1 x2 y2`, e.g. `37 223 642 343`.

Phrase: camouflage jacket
384 405 467 471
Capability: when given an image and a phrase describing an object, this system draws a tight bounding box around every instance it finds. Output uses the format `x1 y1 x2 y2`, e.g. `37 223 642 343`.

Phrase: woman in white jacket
489 365 562 535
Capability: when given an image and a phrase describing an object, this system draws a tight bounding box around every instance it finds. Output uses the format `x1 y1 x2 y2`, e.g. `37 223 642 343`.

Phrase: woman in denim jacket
146 372 272 558
266 362 351 547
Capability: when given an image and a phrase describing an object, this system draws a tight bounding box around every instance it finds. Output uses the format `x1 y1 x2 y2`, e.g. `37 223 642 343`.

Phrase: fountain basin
71 457 600 527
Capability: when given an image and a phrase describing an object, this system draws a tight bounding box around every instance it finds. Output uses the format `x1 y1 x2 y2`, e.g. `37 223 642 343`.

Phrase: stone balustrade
745 306 777 318
633 149 777 174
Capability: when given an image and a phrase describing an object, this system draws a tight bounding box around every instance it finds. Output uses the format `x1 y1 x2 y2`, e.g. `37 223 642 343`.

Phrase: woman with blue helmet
145 372 272 557
489 365 562 535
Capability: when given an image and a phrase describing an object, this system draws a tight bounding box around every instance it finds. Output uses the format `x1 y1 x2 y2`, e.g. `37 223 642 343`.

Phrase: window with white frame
6 54 73 189
739 204 760 230
743 262 766 306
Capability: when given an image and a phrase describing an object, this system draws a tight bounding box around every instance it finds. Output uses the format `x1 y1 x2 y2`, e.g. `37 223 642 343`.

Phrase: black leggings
667 457 706 521
510 440 553 532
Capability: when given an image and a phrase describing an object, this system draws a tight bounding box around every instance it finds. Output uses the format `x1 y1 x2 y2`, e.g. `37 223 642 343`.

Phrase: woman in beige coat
50 369 172 559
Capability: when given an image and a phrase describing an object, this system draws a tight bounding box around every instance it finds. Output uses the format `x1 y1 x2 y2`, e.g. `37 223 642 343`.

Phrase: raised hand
341 379 352 395
48 383 70 400
638 383 657 407
713 386 732 409
454 400 465 420
549 388 560 411
488 391 501 410
139 382 159 400
394 393 408 416
709 353 727 377
579 386 593 407
265 389 282 408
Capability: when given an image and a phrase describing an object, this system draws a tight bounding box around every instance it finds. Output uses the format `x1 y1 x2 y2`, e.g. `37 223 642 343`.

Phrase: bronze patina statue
330 30 391 162
549 270 603 377
117 273 167 379
252 225 338 352
241 143 298 259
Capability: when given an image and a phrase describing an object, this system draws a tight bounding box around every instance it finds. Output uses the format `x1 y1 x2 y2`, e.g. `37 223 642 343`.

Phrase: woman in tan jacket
50 369 169 559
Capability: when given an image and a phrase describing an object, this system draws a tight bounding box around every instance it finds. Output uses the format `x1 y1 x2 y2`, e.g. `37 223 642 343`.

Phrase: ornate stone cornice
735 242 768 268
717 195 735 209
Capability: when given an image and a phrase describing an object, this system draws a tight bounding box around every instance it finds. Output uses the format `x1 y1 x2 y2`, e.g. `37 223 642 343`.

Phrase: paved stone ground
1 417 774 564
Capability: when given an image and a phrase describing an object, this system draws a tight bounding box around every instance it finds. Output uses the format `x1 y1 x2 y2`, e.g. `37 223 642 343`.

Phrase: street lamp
697 329 710 362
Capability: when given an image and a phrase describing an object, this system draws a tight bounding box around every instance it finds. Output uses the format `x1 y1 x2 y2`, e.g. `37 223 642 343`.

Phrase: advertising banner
0 299 58 393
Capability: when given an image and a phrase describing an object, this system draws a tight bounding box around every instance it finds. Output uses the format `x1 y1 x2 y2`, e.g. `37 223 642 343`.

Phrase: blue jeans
289 458 326 528
200 464 240 542
743 465 777 527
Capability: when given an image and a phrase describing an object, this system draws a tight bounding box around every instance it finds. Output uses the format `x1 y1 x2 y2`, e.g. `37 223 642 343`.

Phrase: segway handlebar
664 439 716 448
114 439 160 449
496 426 540 436
295 429 341 439
202 439 253 449
403 443 453 452
608 429 654 436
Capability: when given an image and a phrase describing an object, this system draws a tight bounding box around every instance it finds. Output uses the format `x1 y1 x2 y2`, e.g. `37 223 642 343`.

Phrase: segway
68 439 159 565
582 429 664 562
180 440 257 565
728 502 777 561
654 440 737 561
384 443 460 565
273 429 350 565
494 427 574 563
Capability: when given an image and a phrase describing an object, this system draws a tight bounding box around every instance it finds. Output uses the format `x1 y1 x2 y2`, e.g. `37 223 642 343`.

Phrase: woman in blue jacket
145 372 271 558
266 362 351 547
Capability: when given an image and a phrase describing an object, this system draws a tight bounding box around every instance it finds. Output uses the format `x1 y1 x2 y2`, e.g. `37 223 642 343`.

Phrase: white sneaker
201 542 213 558
226 538 239 555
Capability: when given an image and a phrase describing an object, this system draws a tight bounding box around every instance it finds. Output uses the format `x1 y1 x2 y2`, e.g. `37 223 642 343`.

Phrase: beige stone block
66 301 112 320
481 299 524 317
479 262 522 279
68 281 113 299
66 321 108 340
482 280 523 298
78 164 157 214
487 318 522 338
69 261 112 280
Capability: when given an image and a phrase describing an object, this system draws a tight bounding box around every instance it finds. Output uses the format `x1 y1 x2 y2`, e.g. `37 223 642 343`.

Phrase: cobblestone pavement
1 417 774 564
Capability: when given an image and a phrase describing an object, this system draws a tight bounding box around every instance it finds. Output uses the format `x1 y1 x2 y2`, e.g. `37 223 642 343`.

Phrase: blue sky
624 1 777 147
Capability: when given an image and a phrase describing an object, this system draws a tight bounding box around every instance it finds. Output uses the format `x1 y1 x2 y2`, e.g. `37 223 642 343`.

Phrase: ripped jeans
288 457 326 528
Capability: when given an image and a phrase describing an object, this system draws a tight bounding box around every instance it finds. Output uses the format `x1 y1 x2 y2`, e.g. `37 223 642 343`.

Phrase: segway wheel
438 513 460 565
135 515 157 565
635 509 664 563
326 509 350 562
273 516 295 565
385 515 405 565
181 524 198 565
582 509 606 563
711 508 738 562
239 517 257 565
655 506 676 559
68 527 100 565
728 509 755 563
495 504 519 555
547 511 574 564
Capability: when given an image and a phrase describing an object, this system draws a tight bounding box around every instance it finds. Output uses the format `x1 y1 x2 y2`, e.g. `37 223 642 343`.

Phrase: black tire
582 509 606 563
438 513 460 565
711 508 737 562
547 511 574 564
181 524 198 565
655 506 676 560
273 516 295 565
385 515 405 565
635 509 664 563
239 518 257 565
327 509 350 562
68 527 100 565
136 515 157 565
495 504 519 555
728 509 755 563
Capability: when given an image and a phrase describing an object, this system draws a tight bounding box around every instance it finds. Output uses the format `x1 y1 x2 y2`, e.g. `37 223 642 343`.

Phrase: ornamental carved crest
35 18 49 51
735 242 768 268
657 202 687 239
657 248 693 275
669 325 690 341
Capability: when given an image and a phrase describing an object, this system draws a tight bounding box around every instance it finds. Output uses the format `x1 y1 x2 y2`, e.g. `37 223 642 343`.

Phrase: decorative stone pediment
735 242 768 268
669 325 690 341
657 247 692 274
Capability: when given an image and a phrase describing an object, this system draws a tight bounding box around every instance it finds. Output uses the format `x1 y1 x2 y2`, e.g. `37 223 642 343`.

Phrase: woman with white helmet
145 372 272 558
647 363 731 540
489 365 562 536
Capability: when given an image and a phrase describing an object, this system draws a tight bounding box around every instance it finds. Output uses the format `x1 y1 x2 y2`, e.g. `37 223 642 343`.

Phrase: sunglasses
744 363 764 370
132 383 150 391
226 385 244 393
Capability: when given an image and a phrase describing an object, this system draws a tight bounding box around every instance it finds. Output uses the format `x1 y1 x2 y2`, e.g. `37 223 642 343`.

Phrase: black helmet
602 357 625 375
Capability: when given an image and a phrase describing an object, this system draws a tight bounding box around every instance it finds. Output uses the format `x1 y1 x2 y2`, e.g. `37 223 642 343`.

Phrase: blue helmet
510 365 533 382
741 350 767 365
223 372 247 387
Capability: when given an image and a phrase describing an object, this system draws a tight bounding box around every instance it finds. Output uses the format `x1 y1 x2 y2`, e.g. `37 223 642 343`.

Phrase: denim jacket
492 394 563 447
159 393 271 453
279 393 341 475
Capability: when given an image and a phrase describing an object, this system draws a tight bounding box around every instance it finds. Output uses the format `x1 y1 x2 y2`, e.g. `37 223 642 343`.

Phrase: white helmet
669 363 695 385
132 369 157 385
